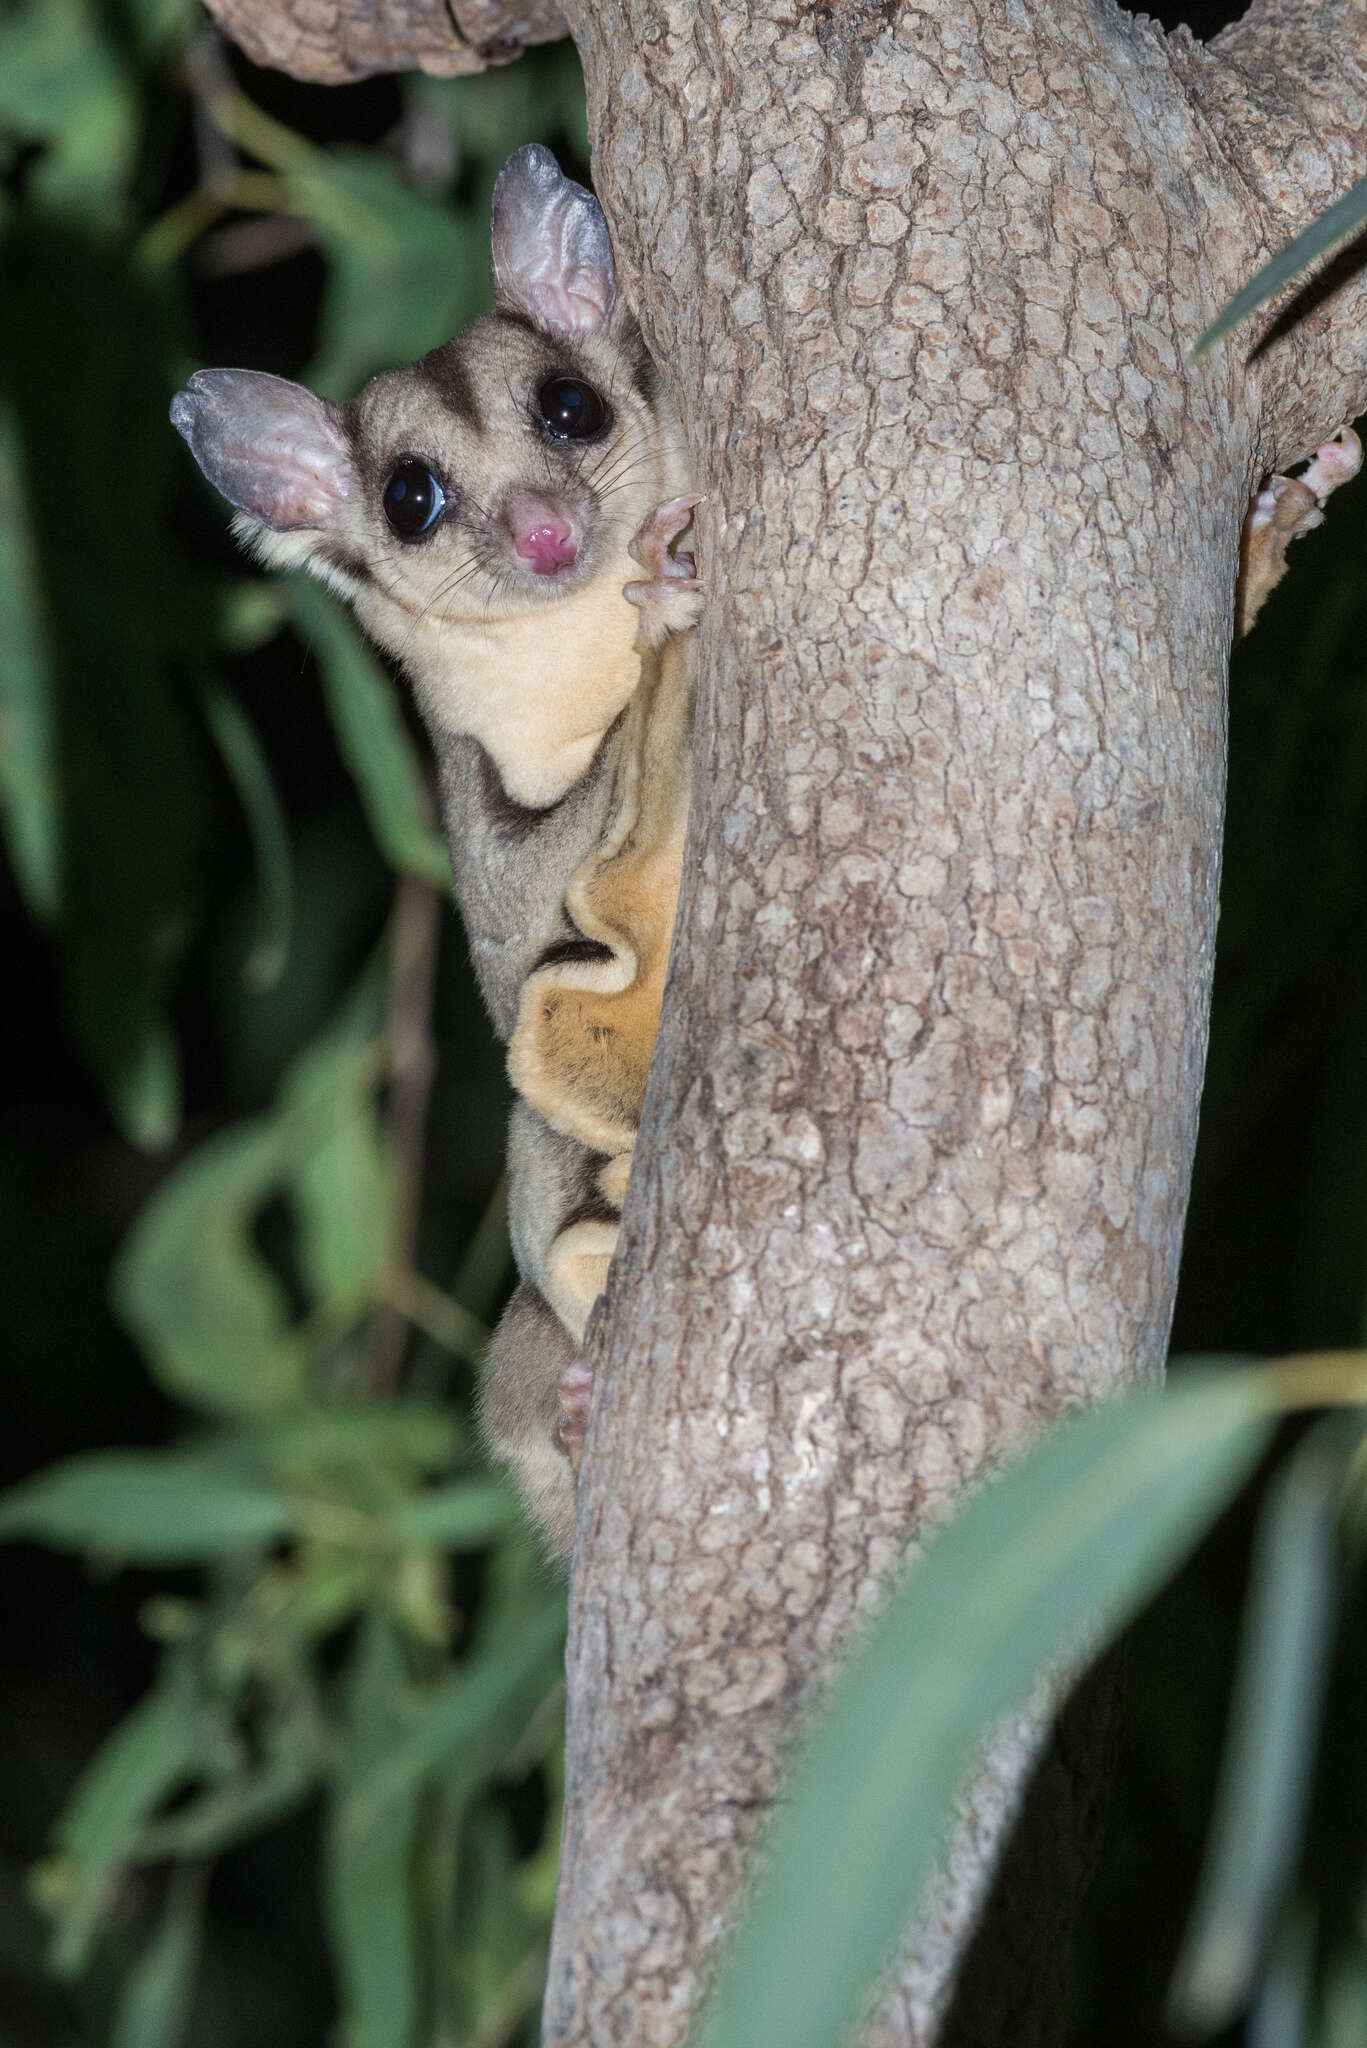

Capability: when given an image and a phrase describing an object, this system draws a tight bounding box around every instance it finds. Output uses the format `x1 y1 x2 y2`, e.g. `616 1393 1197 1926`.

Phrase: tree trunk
194 0 1367 2036
548 2 1367 2040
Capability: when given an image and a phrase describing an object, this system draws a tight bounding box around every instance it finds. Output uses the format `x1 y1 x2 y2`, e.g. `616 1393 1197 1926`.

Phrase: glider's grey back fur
435 725 623 1041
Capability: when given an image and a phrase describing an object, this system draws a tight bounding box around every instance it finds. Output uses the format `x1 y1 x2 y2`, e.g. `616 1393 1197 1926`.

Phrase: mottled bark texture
185 0 1367 2034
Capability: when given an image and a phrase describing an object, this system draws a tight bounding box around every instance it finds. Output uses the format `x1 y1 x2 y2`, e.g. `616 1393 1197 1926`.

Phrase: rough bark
181 0 1367 2036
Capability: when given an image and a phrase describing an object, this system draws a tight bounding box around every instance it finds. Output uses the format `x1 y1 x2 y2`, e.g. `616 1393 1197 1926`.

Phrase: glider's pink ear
491 143 617 340
170 368 352 531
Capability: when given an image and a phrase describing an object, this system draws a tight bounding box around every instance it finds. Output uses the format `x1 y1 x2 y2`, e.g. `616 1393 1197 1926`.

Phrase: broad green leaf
700 1372 1277 2048
287 577 450 891
0 398 59 920
49 1686 203 1976
201 682 294 993
0 1447 298 1562
326 1612 422 2048
1171 1420 1348 2033
110 1868 204 2048
1195 174 1367 357
112 1119 308 1417
388 1479 520 1551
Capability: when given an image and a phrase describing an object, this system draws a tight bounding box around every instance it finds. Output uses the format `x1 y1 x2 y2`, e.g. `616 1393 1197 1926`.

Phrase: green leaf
104 1026 181 1156
1170 1420 1348 2033
278 971 394 1317
110 1868 205 2048
0 1447 298 1562
1319 1944 1367 2048
253 1402 460 1482
299 150 487 395
699 1372 1277 2048
212 580 289 655
1250 1907 1316 2048
1194 172 1367 357
388 1479 520 1552
287 577 450 891
0 397 59 920
448 1804 527 2028
2 224 203 1147
107 0 199 61
111 1118 308 1418
48 1686 203 1976
136 1722 319 1860
326 1612 423 2048
0 0 137 218
337 1594 565 1852
448 1174 512 1326
201 682 294 993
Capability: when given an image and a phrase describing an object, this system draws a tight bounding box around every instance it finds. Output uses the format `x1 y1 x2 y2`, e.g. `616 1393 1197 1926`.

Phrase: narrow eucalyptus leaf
1319 1943 1367 2048
700 1373 1276 2048
0 398 59 921
50 1688 202 1977
201 682 294 993
252 1402 460 1479
338 1595 565 1846
1249 1908 1316 2048
0 1448 297 1562
326 1613 422 2048
110 1868 205 2048
278 974 394 1315
388 1479 520 1551
1170 1422 1347 2033
1194 173 1367 356
136 1734 317 1859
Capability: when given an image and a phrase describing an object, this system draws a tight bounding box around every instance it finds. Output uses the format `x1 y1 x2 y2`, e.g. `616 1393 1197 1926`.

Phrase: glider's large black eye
537 377 608 440
383 458 445 538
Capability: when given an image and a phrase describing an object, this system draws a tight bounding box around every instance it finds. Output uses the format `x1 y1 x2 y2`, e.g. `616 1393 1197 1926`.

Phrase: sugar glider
1236 425 1361 637
171 144 701 1561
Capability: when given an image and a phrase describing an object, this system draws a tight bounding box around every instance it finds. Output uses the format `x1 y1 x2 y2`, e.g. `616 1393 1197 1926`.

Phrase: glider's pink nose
508 496 580 575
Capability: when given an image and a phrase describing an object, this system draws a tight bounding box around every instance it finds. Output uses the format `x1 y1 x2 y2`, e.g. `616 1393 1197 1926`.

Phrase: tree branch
1178 0 1367 463
198 0 566 85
